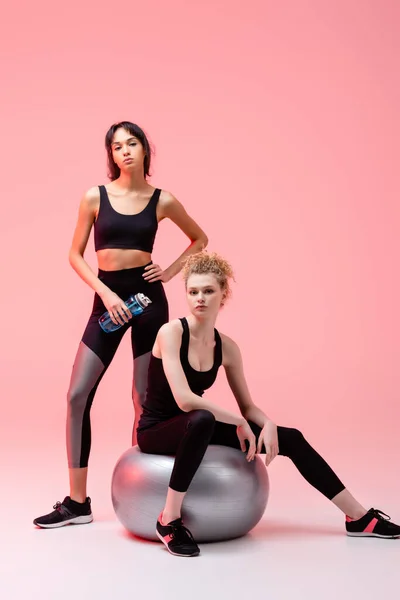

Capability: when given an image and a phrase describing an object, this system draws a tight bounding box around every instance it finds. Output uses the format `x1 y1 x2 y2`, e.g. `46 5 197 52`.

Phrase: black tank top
94 185 160 252
138 317 223 431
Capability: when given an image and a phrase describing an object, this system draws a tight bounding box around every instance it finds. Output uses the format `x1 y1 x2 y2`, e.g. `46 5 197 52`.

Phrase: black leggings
66 264 169 468
137 409 345 499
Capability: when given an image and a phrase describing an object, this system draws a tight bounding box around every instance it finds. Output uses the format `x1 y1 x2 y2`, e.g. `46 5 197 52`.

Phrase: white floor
4 459 400 600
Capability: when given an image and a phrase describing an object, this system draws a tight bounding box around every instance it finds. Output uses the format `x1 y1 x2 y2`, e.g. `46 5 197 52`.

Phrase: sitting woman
137 251 400 557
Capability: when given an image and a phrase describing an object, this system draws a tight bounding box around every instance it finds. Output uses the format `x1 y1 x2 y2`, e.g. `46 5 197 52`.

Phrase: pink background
1 1 399 514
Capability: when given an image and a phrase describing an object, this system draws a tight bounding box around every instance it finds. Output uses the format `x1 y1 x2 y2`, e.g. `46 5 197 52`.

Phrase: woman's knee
187 409 216 432
288 428 305 442
67 384 90 413
278 427 306 455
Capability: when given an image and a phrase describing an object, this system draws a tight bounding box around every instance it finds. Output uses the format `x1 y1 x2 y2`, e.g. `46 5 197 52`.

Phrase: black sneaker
33 496 93 529
156 515 200 557
346 508 400 538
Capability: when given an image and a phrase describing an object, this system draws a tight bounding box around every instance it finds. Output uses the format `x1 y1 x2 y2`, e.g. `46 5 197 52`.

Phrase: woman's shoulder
158 319 184 340
154 319 184 355
75 187 101 219
84 185 101 199
219 331 237 347
158 189 179 207
219 332 241 364
80 186 101 207
158 188 173 199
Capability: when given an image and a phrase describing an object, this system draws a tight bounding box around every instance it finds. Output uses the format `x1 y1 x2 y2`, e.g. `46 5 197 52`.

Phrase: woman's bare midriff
96 248 152 271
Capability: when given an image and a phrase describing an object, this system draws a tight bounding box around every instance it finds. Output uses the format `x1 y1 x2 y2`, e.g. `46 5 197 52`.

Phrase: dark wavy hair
105 121 152 181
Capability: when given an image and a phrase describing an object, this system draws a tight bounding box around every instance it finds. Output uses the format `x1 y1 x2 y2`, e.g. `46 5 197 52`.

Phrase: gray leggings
66 265 168 468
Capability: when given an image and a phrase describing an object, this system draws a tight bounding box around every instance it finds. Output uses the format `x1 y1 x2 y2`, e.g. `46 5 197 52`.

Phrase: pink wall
1 1 399 500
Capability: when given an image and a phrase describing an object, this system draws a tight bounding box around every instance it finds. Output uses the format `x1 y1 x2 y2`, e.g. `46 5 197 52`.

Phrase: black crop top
94 185 160 252
138 317 223 432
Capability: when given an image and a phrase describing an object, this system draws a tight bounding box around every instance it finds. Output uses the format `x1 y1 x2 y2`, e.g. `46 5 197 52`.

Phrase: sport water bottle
98 293 152 333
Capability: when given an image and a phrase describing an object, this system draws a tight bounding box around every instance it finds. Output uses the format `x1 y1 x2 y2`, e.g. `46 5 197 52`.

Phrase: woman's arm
222 335 273 428
223 335 279 463
158 191 208 282
68 187 110 297
158 322 245 426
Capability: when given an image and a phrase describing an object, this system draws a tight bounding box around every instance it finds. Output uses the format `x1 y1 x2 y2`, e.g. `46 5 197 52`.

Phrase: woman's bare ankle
161 511 180 525
70 494 87 504
347 508 368 521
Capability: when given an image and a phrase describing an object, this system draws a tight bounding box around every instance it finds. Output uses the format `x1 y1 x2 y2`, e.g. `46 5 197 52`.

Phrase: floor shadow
251 518 343 539
121 528 160 546
199 519 344 554
113 517 343 552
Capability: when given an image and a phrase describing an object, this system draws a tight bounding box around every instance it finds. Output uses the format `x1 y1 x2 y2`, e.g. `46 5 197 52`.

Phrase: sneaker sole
347 531 400 539
155 529 200 557
33 514 93 529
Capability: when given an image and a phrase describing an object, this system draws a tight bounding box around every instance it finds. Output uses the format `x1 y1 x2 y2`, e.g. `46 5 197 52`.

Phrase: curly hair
182 251 235 305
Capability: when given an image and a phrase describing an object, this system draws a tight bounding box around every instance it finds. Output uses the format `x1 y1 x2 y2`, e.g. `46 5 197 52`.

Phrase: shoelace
170 521 197 545
53 501 71 516
372 509 391 521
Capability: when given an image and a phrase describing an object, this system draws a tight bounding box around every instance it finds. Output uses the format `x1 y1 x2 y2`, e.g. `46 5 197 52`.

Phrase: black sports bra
94 185 160 252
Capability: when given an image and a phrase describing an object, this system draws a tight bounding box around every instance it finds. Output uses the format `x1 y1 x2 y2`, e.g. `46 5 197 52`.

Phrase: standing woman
34 121 208 528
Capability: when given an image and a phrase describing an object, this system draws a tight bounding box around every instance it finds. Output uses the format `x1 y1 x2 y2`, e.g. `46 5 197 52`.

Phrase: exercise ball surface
111 445 269 542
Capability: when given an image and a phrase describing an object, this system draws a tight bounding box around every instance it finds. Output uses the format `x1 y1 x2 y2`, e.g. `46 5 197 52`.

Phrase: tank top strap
213 328 223 368
98 185 110 213
179 317 222 372
149 188 161 211
179 317 190 364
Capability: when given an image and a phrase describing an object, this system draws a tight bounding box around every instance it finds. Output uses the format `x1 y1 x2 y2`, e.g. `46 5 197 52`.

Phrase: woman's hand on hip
99 288 132 326
236 421 257 462
142 264 169 283
257 420 279 466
